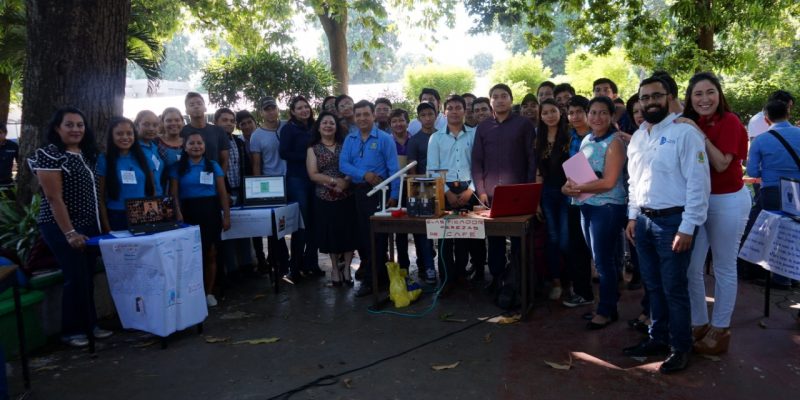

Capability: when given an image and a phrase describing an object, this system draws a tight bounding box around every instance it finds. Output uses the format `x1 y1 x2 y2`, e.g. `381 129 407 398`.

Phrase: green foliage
161 34 202 82
564 48 642 99
469 52 494 76
0 188 40 263
201 49 337 108
492 12 570 75
402 64 476 101
488 54 552 96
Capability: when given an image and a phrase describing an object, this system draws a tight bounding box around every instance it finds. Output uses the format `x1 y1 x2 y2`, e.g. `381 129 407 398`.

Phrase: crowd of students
17 71 800 374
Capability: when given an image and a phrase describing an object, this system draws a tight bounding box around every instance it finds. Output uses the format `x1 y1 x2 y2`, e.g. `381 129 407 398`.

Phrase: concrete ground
5 239 800 400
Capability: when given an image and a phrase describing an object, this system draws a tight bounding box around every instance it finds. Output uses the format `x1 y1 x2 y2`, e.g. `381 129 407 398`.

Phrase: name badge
176 154 181 161
120 170 137 185
151 154 161 171
200 171 214 185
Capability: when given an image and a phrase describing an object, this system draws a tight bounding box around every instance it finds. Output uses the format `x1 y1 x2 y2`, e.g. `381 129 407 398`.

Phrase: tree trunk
318 8 348 95
0 74 10 124
17 0 130 203
696 0 714 71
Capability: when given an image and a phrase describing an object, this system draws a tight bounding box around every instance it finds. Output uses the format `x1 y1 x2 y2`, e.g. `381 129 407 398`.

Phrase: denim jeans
394 234 411 268
567 205 593 300
635 213 693 352
580 203 625 317
286 177 318 271
39 222 100 337
488 237 519 278
541 185 569 280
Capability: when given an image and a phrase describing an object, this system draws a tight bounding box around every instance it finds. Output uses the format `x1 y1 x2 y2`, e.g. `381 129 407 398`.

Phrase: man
747 90 794 140
471 84 536 290
462 93 478 128
427 95 486 292
651 71 683 114
339 100 400 297
537 81 555 102
593 77 619 100
235 110 269 274
561 95 595 308
520 93 539 128
405 102 438 284
623 76 710 374
746 99 800 288
0 123 18 188
250 97 291 280
408 88 447 135
472 97 493 125
374 97 393 132
181 92 230 170
553 83 575 114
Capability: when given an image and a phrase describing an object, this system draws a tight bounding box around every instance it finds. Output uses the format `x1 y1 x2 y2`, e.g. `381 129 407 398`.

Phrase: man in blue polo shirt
340 100 399 297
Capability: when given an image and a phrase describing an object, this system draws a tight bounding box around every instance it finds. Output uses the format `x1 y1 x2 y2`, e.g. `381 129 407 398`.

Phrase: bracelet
64 229 77 236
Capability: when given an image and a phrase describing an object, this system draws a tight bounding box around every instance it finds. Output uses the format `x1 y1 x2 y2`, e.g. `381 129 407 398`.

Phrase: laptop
780 177 800 222
125 196 181 235
241 175 287 208
481 183 543 218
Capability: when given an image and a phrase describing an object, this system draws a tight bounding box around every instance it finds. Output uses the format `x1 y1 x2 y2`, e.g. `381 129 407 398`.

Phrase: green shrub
564 47 642 99
402 64 476 102
488 54 553 97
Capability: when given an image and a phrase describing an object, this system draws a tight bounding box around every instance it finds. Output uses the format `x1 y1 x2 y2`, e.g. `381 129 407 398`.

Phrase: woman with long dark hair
306 111 357 287
681 72 750 355
280 95 322 278
97 117 156 232
562 96 627 330
170 131 231 307
534 99 570 300
28 106 112 346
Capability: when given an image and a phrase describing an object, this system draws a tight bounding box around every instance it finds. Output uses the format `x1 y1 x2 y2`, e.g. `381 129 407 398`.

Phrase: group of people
12 70 799 375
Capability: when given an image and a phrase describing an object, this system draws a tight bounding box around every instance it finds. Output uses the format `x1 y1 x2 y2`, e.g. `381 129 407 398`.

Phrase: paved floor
5 241 800 400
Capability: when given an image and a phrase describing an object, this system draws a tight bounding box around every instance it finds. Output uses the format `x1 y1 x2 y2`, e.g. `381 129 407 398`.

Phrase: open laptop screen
126 197 176 226
243 175 286 205
780 177 800 217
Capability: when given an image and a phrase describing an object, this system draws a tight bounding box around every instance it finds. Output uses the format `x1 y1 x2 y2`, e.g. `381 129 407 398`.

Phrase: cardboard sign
426 217 485 239
739 210 800 281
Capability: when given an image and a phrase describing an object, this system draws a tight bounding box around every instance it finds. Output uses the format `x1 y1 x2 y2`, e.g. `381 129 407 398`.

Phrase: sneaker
62 334 89 348
424 269 437 285
206 294 218 307
354 284 373 297
549 286 563 300
562 294 593 308
93 327 114 339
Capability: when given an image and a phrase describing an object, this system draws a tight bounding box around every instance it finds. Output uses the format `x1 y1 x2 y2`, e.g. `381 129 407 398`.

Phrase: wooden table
369 214 537 318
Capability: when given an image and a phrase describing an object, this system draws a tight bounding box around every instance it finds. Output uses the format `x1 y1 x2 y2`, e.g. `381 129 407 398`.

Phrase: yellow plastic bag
387 262 422 308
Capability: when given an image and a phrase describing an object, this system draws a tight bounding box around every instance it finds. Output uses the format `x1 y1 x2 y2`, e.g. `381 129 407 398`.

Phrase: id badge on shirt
120 170 137 185
151 154 161 171
200 171 214 185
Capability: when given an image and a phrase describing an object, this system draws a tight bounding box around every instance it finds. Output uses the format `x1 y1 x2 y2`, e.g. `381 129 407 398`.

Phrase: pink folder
562 152 597 202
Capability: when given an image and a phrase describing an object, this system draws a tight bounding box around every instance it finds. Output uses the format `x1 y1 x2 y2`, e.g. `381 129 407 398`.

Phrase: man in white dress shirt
622 76 711 374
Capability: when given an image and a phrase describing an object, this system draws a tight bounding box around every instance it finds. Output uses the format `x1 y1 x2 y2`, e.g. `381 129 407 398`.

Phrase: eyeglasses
639 93 667 103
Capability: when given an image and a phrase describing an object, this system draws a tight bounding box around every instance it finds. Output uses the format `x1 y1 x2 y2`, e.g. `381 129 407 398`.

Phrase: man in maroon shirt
471 83 537 291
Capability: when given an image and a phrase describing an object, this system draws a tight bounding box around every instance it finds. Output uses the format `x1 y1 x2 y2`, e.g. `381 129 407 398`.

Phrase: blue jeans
488 237 520 278
541 185 569 280
580 204 625 317
39 222 100 337
286 177 318 271
635 213 693 352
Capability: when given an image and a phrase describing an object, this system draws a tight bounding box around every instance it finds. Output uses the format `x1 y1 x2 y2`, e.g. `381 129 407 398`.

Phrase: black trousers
438 184 486 281
353 185 388 283
567 205 593 300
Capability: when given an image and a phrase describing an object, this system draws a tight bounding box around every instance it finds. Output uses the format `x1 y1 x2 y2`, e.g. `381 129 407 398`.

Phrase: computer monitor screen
126 197 175 225
244 176 285 200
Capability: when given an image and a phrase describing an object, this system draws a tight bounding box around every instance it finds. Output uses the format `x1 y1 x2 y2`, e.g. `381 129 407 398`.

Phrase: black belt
640 206 684 218
446 181 471 188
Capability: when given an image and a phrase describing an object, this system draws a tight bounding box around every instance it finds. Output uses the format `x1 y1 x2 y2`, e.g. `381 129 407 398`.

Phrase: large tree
465 0 800 74
17 0 131 203
0 0 25 124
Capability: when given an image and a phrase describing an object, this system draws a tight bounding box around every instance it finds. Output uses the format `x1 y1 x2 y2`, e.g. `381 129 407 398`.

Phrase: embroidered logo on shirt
697 151 705 164
660 137 676 145
370 142 378 150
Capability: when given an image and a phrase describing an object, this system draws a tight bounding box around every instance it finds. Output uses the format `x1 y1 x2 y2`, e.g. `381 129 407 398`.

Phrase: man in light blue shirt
340 100 399 297
427 94 486 290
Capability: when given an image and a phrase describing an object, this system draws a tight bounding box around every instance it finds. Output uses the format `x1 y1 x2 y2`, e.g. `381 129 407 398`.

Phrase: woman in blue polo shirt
170 131 231 307
97 117 156 232
135 110 165 196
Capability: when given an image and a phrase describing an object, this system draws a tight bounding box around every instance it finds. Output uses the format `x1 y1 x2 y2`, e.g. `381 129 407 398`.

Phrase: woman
157 107 184 168
562 96 627 330
134 110 165 195
321 96 337 115
97 117 157 232
306 111 357 287
28 107 113 347
170 132 231 307
682 72 750 354
279 95 322 278
534 99 570 300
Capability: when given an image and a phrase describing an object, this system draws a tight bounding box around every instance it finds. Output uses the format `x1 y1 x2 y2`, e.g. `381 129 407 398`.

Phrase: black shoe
623 339 671 357
587 318 614 330
483 279 499 296
658 351 689 374
354 267 365 281
628 318 650 335
354 284 373 297
626 281 643 291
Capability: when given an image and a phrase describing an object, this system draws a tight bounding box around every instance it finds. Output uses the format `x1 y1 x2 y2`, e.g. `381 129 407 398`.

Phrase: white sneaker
62 334 89 348
206 294 218 307
93 327 114 339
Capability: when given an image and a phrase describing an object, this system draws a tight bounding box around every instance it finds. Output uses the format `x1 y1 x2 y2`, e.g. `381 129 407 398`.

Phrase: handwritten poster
739 211 800 281
99 226 207 337
426 218 486 239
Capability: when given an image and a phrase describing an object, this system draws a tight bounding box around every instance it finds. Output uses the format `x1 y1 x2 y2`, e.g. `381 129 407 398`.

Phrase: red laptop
486 183 543 218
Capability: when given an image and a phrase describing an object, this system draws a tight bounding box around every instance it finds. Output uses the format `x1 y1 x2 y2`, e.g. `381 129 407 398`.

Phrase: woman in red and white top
681 72 750 355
